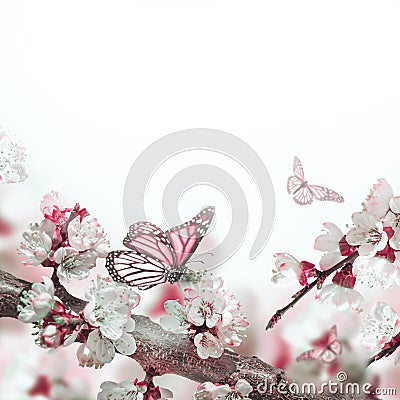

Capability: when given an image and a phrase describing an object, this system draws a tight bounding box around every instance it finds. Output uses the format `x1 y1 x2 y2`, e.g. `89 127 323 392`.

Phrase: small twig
266 252 359 330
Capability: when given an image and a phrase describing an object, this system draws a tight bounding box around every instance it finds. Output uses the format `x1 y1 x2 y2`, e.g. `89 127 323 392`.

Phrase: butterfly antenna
186 260 205 265
190 252 214 262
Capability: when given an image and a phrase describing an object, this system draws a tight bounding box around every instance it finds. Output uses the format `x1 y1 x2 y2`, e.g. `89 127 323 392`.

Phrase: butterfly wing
326 325 338 343
287 175 303 195
123 222 175 267
287 157 305 195
308 185 344 203
324 325 342 362
106 250 168 290
296 347 325 362
166 206 215 266
292 187 314 205
293 156 305 180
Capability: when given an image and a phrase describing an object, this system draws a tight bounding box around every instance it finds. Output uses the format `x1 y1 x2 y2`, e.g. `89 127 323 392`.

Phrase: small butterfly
296 325 342 364
105 206 215 290
287 157 344 205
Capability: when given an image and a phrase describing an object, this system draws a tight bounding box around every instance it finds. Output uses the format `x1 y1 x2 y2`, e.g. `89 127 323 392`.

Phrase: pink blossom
37 299 81 349
40 191 69 225
362 178 393 219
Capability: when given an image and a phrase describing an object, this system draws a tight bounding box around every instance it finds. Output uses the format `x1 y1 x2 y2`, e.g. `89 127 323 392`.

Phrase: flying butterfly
105 206 215 290
296 325 342 364
287 156 344 205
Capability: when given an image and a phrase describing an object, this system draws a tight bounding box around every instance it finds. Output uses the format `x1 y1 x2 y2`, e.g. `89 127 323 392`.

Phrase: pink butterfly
296 325 342 364
287 157 344 205
106 206 215 290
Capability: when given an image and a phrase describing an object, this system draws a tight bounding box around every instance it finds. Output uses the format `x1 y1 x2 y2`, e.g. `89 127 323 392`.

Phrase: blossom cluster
273 179 400 314
97 380 173 400
19 191 109 282
0 126 28 184
192 379 253 400
160 277 249 359
17 275 141 368
77 275 140 367
271 179 400 364
315 180 400 289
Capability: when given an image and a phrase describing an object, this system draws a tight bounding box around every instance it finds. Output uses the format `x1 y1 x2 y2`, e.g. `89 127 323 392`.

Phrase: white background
0 1 400 398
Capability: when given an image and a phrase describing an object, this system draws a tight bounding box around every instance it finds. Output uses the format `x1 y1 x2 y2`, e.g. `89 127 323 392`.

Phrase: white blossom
76 342 104 369
358 302 400 353
346 212 387 257
85 319 137 364
83 276 140 341
194 331 224 360
216 292 249 347
362 178 393 219
193 379 253 400
188 288 225 328
19 220 54 266
97 381 144 400
386 197 400 250
316 284 363 313
68 215 108 252
272 253 314 286
17 276 55 323
353 255 400 289
314 223 344 269
160 300 191 333
0 127 28 184
54 246 97 282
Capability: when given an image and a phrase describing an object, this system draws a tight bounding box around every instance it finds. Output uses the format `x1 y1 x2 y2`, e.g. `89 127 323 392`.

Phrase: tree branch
266 252 359 330
0 269 373 400
367 333 400 367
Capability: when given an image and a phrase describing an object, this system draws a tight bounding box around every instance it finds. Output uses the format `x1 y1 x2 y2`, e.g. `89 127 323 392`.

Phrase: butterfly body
166 265 188 284
293 180 308 194
287 157 344 205
106 206 215 290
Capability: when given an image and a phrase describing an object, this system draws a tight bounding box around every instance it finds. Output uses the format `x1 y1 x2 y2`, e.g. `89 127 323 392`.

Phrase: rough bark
0 269 373 400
